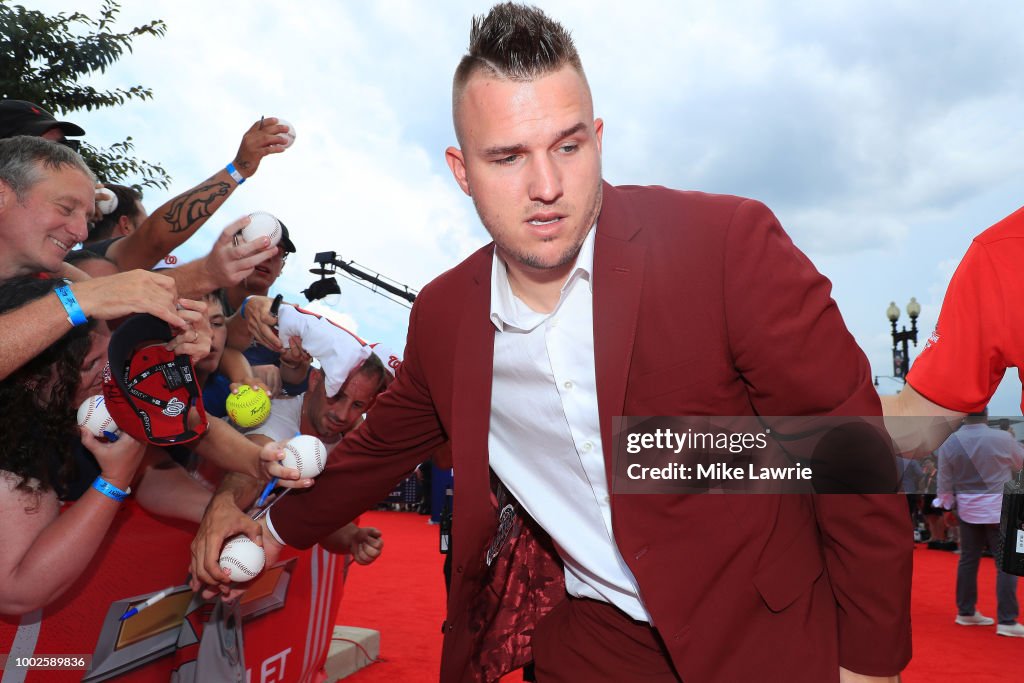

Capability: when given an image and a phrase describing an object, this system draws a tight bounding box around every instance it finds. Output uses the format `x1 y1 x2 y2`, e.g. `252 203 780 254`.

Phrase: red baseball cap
102 314 208 445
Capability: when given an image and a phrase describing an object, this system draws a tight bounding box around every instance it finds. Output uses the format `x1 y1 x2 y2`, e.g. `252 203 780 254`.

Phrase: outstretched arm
881 384 964 458
106 117 292 271
0 270 186 381
0 430 145 615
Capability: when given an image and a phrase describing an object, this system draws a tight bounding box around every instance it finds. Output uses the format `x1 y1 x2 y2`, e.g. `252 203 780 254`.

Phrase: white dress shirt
487 226 649 622
936 422 1024 524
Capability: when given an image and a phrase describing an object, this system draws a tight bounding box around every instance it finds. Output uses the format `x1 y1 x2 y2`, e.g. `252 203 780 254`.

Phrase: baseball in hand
77 394 121 440
226 385 272 428
276 118 296 148
219 535 265 582
239 211 283 248
281 434 327 478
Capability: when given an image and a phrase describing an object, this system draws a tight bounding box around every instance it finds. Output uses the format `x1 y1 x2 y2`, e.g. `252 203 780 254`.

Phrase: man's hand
232 117 292 179
201 218 277 289
165 298 212 363
839 667 899 682
229 379 276 400
243 295 284 352
259 441 313 489
196 515 285 601
72 270 186 329
349 527 384 565
247 366 283 398
189 490 262 594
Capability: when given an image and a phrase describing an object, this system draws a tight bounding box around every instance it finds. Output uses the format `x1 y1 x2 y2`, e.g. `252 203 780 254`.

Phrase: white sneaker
956 612 995 626
997 622 1024 637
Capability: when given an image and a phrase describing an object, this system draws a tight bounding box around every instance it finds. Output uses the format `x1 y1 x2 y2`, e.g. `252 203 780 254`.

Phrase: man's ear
116 215 134 237
445 146 472 197
0 179 14 213
307 367 322 392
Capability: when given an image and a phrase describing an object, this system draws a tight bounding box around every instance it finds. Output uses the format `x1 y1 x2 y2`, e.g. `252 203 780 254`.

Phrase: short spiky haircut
452 3 587 135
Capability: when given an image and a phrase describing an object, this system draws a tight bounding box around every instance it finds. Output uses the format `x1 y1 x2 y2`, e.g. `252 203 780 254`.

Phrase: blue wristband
239 295 252 320
226 162 245 185
54 284 87 327
92 477 131 502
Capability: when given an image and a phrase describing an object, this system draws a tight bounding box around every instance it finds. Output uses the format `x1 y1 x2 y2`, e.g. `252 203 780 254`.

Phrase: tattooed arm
106 117 292 271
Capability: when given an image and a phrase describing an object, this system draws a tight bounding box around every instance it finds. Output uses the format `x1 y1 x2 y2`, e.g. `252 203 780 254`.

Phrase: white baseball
77 394 120 439
240 211 282 247
219 535 266 582
281 434 327 479
276 118 296 148
95 188 118 215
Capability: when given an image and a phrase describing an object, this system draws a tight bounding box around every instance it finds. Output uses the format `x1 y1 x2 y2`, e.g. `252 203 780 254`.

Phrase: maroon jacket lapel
593 183 646 488
450 248 499 556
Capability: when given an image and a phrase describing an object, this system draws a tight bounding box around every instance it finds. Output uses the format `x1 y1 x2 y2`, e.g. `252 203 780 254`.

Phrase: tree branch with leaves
0 0 170 189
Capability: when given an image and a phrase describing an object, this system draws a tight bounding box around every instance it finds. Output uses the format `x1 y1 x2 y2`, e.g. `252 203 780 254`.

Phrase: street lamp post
886 297 921 382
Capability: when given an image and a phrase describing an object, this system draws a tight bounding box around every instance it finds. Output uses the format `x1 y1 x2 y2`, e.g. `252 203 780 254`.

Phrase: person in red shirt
884 206 1024 450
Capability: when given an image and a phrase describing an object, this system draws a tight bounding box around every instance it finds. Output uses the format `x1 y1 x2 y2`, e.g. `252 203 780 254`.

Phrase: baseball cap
370 342 402 378
279 222 296 254
102 314 208 445
0 100 85 139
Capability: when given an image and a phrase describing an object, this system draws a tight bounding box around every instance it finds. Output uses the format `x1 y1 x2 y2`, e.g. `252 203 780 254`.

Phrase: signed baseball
276 118 296 148
219 535 265 582
77 394 120 440
226 385 272 428
240 211 283 248
281 434 327 479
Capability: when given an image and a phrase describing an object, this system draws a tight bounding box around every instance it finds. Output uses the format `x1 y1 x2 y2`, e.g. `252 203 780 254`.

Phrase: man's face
244 247 286 292
0 164 94 277
446 66 604 276
196 298 227 375
306 368 379 442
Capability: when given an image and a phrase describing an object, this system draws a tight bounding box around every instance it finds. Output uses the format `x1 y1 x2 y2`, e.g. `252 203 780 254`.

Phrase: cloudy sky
36 0 1024 414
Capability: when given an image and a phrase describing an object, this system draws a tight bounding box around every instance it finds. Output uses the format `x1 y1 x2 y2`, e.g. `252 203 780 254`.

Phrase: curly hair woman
0 276 145 615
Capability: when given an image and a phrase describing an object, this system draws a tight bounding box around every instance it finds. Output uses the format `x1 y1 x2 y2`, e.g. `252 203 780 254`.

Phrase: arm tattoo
161 181 233 233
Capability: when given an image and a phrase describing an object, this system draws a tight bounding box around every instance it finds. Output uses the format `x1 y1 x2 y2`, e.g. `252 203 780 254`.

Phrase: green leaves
0 0 170 189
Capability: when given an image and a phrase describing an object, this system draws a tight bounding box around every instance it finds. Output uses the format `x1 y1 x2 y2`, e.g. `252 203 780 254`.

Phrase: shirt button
604 495 610 504
564 380 573 390
582 442 593 452
549 318 559 328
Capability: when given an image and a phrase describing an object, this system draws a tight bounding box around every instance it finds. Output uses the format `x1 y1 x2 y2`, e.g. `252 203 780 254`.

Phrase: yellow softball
226 385 271 428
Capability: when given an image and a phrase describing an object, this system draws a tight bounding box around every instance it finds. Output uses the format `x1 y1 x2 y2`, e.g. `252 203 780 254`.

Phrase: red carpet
339 512 1020 682
903 543 1022 682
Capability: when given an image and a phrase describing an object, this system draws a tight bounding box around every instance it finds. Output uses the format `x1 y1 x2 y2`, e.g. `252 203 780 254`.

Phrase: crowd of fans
0 100 387 629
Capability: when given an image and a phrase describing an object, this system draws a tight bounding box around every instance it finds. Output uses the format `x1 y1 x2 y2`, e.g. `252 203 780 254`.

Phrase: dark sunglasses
58 138 81 152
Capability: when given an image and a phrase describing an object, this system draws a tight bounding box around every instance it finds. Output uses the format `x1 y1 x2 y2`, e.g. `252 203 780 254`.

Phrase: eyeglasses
58 138 81 152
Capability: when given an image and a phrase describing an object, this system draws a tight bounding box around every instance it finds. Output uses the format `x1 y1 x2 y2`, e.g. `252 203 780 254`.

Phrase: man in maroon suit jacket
197 4 912 681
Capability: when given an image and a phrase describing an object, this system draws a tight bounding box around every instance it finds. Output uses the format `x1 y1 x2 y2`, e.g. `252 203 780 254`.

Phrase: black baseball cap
0 100 85 139
279 221 296 254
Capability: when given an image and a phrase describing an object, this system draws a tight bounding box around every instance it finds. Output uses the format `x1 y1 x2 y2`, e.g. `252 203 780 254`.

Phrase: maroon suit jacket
272 183 913 682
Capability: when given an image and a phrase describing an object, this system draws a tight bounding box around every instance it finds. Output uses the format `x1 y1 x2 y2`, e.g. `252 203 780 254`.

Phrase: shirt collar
489 224 597 332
